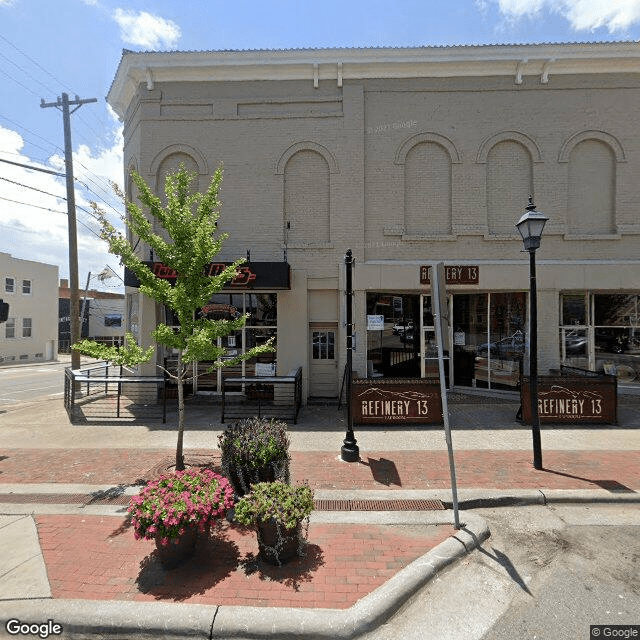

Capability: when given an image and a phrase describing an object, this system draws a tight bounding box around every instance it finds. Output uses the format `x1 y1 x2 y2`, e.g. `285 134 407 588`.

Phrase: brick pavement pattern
36 515 453 609
1 448 639 491
2 442 638 610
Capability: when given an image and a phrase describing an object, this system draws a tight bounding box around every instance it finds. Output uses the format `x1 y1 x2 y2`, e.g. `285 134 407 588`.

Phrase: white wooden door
309 325 338 398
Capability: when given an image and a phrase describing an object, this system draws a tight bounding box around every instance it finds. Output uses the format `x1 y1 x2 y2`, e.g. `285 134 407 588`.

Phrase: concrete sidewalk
0 394 639 639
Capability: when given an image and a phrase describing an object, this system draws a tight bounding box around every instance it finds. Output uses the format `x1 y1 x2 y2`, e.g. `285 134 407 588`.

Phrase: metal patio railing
64 361 166 423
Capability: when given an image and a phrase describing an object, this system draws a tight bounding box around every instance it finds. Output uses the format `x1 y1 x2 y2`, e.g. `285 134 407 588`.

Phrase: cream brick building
108 41 640 401
0 252 58 364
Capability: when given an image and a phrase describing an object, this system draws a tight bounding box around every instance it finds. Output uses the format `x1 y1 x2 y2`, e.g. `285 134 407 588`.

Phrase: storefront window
594 294 640 384
560 293 640 385
164 292 278 392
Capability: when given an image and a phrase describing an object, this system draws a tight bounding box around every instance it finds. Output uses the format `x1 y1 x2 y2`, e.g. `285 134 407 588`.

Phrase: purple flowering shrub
128 469 234 545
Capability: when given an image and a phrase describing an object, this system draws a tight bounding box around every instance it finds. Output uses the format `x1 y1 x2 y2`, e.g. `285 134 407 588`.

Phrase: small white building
0 252 58 364
85 294 125 347
58 279 125 351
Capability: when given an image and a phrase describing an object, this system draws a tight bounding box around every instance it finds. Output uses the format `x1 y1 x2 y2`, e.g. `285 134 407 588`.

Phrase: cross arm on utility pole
40 95 98 111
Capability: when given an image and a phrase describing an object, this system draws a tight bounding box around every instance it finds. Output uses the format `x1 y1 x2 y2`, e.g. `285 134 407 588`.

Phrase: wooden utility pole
41 93 97 369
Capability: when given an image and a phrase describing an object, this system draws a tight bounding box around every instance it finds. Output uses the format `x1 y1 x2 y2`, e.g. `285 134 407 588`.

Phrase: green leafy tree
74 164 274 470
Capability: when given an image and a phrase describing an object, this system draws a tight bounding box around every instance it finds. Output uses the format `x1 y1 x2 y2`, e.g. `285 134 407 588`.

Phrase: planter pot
256 520 303 566
155 526 198 569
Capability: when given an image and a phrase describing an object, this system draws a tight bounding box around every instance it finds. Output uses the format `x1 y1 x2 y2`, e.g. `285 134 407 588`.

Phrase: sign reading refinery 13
124 261 291 290
352 379 443 425
420 265 479 285
520 376 617 424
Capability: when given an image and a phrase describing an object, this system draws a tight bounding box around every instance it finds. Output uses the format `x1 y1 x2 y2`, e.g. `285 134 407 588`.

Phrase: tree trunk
175 350 185 471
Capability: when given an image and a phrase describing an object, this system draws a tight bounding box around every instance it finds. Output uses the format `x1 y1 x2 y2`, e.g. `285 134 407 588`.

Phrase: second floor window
23 318 32 338
5 277 15 293
6 318 15 338
104 314 122 327
22 280 32 294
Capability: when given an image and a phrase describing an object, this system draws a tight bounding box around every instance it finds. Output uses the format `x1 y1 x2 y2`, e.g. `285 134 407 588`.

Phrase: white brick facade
108 42 640 398
0 252 58 364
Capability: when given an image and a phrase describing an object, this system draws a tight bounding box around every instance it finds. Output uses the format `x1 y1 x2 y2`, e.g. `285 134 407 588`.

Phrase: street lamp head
516 196 548 252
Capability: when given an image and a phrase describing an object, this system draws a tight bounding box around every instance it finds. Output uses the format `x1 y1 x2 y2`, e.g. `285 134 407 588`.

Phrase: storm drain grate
0 494 445 511
314 498 445 511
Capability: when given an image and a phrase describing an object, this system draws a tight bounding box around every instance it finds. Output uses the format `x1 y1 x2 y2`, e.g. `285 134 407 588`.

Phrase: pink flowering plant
128 468 234 545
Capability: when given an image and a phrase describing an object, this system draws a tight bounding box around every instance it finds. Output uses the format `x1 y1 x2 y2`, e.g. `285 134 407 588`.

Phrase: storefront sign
124 261 290 290
367 315 385 330
420 265 479 285
352 379 442 425
520 375 617 424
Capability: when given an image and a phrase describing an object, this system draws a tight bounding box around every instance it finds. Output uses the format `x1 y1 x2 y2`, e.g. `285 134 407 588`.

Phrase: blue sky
1 0 639 290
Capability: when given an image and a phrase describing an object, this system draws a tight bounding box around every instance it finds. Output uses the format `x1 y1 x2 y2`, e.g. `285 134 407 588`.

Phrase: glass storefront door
366 293 420 378
452 292 526 390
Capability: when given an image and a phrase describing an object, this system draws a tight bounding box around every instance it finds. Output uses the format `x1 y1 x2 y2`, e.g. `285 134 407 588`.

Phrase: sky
1 0 639 293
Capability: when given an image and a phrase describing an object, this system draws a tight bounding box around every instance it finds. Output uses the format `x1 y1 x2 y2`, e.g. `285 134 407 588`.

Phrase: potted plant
128 468 234 569
234 481 314 565
218 417 290 497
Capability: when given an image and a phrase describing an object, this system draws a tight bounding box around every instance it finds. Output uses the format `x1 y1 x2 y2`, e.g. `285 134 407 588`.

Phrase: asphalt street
361 504 640 640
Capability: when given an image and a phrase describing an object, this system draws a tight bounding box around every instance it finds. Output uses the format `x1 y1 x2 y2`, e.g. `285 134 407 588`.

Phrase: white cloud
497 0 640 31
112 8 181 49
0 125 125 291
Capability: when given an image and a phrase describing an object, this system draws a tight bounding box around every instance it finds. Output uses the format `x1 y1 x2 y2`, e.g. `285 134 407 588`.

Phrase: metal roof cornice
107 41 640 119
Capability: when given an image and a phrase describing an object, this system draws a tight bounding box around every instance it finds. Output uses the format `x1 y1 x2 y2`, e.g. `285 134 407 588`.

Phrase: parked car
392 320 414 335
565 333 588 354
595 329 628 354
476 333 525 357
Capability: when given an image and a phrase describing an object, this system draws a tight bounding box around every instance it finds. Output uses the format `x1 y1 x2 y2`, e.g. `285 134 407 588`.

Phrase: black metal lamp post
516 197 549 470
341 249 360 462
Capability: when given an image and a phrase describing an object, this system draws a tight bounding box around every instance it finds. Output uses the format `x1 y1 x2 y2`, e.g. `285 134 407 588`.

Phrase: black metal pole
341 249 359 462
529 248 543 469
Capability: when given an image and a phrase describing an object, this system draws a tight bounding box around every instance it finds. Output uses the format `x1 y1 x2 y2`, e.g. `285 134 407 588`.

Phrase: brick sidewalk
1 448 639 491
2 446 638 610
36 515 453 608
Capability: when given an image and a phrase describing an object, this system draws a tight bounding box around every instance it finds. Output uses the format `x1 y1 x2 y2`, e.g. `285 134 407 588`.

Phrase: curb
444 488 640 510
0 514 489 640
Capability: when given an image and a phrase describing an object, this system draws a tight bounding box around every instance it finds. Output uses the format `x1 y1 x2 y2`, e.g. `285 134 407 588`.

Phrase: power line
0 197 103 239
0 157 124 219
0 34 72 94
0 157 65 177
0 195 66 214
0 111 62 156
0 175 65 198
0 50 56 96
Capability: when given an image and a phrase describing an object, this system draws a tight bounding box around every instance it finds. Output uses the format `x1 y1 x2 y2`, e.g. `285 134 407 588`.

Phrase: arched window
154 153 200 241
486 140 533 236
283 150 330 244
156 152 200 201
567 140 616 235
404 142 452 236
